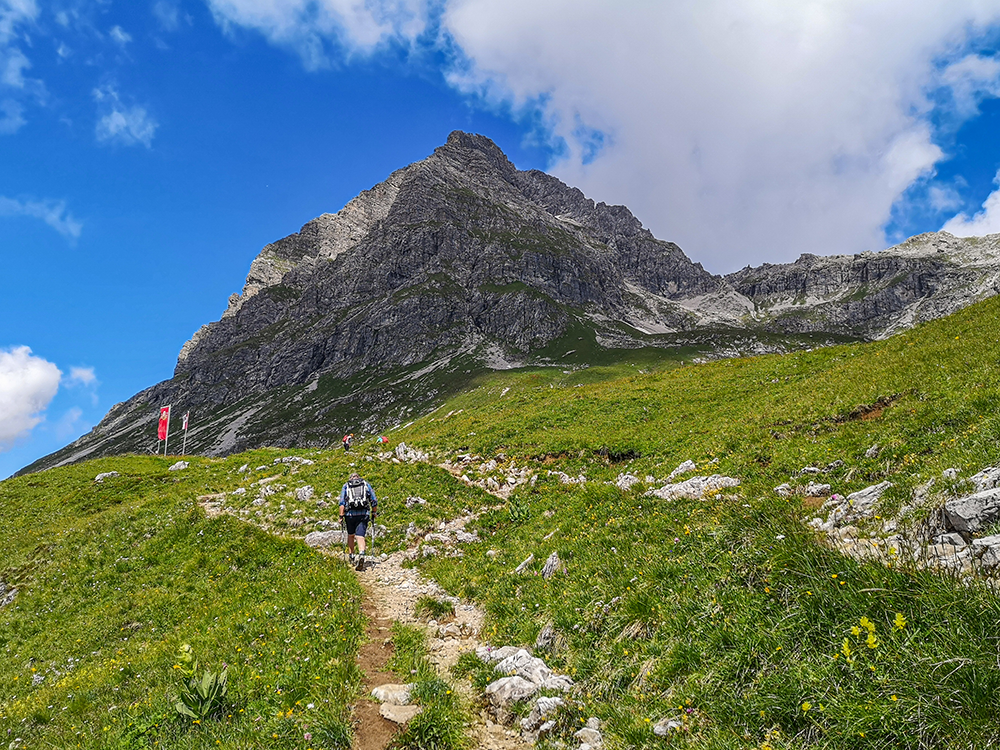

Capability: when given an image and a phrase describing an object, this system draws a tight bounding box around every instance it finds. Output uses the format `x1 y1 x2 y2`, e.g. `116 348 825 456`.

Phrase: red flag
182 412 189 431
158 406 170 440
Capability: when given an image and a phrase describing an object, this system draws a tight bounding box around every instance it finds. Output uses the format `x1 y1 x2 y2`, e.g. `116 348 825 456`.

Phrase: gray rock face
944 489 1000 534
25 132 1000 473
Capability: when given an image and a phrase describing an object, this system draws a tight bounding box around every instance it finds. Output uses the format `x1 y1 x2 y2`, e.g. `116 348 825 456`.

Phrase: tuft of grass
413 595 455 622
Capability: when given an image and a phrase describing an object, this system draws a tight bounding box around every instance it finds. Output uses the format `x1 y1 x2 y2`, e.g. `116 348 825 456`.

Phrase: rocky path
353 548 532 750
200 491 531 750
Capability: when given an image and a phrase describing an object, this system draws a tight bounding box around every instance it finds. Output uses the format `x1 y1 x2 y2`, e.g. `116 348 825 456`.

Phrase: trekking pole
369 512 376 559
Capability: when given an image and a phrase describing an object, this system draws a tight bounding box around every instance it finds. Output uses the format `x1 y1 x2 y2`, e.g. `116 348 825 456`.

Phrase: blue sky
5 0 1000 478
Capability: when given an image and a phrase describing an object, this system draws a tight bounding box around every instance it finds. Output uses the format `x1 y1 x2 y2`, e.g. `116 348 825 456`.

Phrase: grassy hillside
3 295 1000 749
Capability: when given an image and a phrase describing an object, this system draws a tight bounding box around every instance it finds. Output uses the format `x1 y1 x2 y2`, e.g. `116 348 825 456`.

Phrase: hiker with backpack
339 472 377 571
342 434 353 452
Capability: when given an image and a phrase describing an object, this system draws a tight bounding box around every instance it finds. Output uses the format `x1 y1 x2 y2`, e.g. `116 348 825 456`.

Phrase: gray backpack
345 480 369 511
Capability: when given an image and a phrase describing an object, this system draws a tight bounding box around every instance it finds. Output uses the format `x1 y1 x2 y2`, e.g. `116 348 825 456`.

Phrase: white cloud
0 345 61 450
93 84 158 147
0 195 82 240
68 366 96 386
942 169 1000 236
206 0 429 69
109 25 132 46
208 0 1000 270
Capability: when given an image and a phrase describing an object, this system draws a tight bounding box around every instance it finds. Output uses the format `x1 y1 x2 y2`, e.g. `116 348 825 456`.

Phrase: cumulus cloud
0 195 82 240
93 84 158 147
206 0 429 69
942 169 1000 237
208 0 1000 270
0 346 61 450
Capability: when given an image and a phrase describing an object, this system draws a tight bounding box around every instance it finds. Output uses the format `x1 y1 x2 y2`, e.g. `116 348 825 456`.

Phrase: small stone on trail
94 472 119 483
371 683 414 705
380 703 421 724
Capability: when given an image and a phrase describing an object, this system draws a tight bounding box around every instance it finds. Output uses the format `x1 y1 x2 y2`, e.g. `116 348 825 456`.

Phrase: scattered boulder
549 471 587 484
972 534 1000 570
648 475 740 501
970 467 1000 492
493 649 573 691
237 463 249 473
521 695 564 732
667 460 696 481
485 676 538 722
455 529 480 543
476 645 524 664
405 495 427 508
94 471 119 483
799 466 822 475
774 483 793 497
0 581 16 609
942 467 959 480
303 530 347 548
944 488 1000 534
865 444 881 458
295 485 314 502
653 718 682 736
395 442 429 463
168 461 189 471
514 554 535 574
575 724 604 749
541 551 563 579
274 456 314 466
615 473 641 490
803 482 832 497
371 683 414 705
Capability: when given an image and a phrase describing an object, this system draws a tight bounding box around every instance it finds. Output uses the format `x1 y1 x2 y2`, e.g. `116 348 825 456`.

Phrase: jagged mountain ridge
24 132 1000 473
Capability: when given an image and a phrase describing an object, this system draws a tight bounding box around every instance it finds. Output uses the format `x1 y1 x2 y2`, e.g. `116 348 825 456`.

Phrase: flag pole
182 412 189 455
164 409 170 456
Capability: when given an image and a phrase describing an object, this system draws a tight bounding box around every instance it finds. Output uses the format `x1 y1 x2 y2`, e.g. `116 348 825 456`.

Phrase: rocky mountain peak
27 133 1000 474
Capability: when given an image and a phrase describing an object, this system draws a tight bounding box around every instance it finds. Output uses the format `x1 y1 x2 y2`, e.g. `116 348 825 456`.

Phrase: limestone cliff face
25 132 1000 473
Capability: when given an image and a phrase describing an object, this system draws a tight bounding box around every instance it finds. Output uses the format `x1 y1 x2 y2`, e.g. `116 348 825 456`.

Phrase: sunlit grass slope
0 449 500 749
0 456 369 749
4 293 1000 749
397 296 1000 749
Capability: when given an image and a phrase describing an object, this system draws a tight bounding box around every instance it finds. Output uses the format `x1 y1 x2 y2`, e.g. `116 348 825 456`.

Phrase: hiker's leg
355 517 368 555
346 534 356 554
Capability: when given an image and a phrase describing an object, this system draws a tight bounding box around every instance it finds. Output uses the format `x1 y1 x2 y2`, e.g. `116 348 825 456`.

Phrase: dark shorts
345 515 369 537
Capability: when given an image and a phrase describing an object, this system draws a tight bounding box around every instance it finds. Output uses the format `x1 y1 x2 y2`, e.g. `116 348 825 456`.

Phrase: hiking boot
348 553 356 566
355 554 365 572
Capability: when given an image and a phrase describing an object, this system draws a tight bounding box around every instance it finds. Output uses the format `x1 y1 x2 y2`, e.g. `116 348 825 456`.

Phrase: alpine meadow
4 289 1000 749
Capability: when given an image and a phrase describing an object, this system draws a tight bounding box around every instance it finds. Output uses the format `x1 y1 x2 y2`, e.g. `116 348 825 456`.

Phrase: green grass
0 456 365 749
397 295 1000 748
8 295 1000 748
413 596 455 622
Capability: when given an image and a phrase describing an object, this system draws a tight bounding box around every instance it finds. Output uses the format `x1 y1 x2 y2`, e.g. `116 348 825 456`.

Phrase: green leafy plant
173 644 229 722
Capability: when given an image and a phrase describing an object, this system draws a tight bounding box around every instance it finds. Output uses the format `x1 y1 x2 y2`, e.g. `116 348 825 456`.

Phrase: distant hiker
342 433 353 452
376 436 388 445
339 472 377 571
